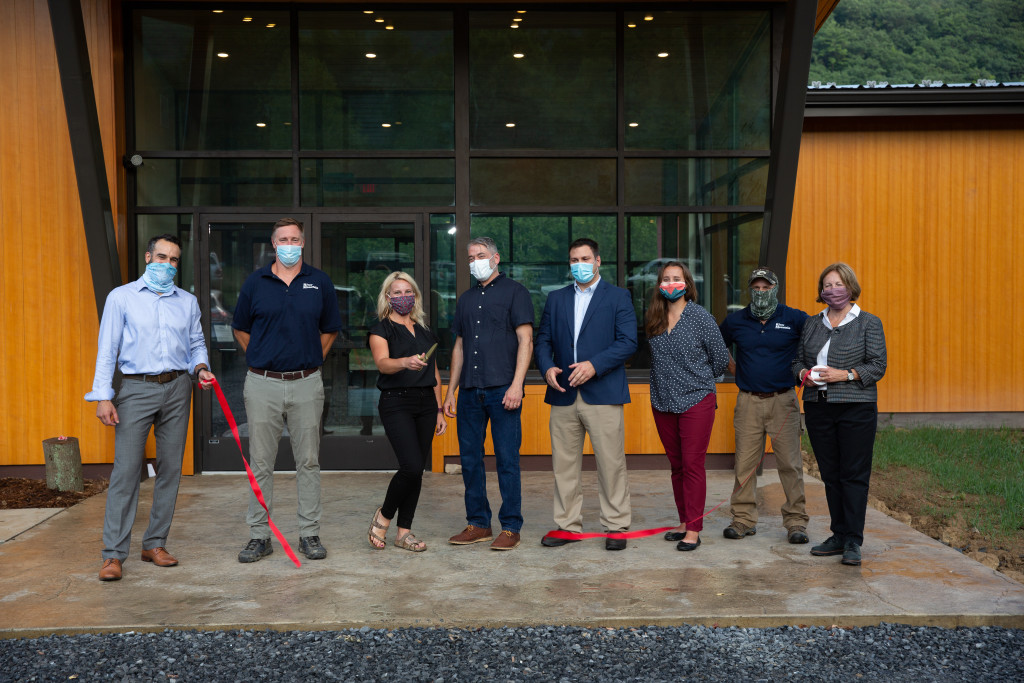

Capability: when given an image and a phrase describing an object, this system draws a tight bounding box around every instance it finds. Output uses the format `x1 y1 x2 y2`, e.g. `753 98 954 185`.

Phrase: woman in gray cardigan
793 263 886 567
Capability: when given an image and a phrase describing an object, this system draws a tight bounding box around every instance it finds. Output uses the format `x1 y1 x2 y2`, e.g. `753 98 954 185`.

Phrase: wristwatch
847 370 855 381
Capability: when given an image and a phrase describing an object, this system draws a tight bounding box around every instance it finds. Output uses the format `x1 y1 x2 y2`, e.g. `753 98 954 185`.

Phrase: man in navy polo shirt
719 267 810 545
231 218 341 563
442 236 534 551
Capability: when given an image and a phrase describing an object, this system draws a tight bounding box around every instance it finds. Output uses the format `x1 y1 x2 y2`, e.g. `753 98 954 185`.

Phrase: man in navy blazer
535 238 638 551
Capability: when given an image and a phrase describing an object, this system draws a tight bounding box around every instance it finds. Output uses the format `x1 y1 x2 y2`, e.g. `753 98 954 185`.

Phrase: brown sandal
368 507 388 549
393 530 426 552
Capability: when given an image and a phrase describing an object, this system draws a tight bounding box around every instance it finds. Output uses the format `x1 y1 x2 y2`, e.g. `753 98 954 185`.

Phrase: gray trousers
243 370 324 539
102 374 192 560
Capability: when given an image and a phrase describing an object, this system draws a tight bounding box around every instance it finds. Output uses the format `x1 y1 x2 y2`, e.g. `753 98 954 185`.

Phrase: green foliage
809 0 1024 85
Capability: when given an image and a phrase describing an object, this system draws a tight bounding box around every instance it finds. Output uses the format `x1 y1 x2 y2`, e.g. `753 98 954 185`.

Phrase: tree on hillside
809 0 1024 85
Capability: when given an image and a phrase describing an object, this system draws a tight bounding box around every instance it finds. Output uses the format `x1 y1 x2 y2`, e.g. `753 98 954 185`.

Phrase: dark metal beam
760 0 817 304
48 0 122 319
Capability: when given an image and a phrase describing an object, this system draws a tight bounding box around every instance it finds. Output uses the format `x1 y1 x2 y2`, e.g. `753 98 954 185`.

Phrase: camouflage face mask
749 287 778 320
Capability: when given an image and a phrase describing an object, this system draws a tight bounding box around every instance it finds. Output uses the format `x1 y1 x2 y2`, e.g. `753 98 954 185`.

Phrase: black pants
378 387 437 529
803 400 877 546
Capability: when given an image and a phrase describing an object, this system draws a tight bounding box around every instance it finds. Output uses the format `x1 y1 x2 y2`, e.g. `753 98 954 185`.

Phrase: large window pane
133 10 291 151
624 11 771 151
625 212 762 368
301 159 455 207
430 214 457 371
299 11 454 150
470 12 615 149
471 215 616 333
136 159 292 207
471 159 616 206
625 158 769 207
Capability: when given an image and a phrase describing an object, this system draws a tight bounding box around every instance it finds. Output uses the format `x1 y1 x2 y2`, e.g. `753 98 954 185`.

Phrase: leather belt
249 367 320 381
743 388 792 399
816 390 828 402
122 369 187 384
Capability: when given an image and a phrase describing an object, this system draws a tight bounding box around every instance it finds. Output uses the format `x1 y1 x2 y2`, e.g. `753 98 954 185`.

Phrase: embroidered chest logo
774 323 791 330
302 283 319 290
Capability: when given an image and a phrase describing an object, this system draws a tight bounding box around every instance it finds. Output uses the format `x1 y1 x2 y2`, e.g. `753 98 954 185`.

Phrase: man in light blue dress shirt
85 234 214 581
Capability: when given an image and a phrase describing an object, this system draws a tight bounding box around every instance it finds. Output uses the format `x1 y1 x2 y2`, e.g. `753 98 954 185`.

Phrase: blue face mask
276 244 302 267
143 262 177 293
571 262 595 284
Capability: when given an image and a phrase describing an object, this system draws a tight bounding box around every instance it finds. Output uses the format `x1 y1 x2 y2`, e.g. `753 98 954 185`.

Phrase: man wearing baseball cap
719 267 811 544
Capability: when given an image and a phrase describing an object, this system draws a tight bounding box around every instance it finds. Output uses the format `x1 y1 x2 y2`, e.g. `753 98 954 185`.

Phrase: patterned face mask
659 282 687 301
389 294 416 316
749 287 778 320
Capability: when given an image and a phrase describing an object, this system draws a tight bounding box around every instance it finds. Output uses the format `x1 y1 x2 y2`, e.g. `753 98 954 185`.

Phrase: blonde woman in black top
367 272 447 551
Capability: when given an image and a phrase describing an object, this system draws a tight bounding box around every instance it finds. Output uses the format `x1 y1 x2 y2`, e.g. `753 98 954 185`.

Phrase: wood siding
789 117 1024 415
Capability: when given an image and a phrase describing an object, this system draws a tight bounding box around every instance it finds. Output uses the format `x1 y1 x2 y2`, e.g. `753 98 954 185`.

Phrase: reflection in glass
321 222 416 437
471 215 616 335
430 215 457 371
133 10 291 151
299 11 454 150
625 158 769 207
136 159 292 207
625 212 763 368
470 159 616 206
469 12 615 149
301 159 455 207
624 11 771 150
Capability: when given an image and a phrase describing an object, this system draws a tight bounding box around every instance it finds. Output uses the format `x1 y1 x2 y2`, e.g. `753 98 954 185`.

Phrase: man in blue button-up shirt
86 234 214 581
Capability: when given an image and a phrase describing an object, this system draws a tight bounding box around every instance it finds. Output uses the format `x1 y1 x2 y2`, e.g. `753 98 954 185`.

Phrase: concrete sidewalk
0 470 1022 637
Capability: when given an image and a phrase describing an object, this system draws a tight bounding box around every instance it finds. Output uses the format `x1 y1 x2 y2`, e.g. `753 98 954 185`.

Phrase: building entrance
197 213 423 472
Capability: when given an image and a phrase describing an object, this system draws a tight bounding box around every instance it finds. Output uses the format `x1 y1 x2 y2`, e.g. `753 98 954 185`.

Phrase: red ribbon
204 378 302 568
545 386 805 541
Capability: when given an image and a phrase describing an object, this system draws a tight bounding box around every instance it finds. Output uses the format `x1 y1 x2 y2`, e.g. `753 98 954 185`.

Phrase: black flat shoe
541 534 580 547
663 531 686 542
676 536 701 551
605 537 627 551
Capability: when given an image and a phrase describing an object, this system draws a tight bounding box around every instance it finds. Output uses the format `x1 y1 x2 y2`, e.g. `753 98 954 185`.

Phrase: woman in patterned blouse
645 262 730 552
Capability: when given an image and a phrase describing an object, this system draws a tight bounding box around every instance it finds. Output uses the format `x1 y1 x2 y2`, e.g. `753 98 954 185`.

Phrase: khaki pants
549 394 631 533
243 370 325 539
729 389 808 529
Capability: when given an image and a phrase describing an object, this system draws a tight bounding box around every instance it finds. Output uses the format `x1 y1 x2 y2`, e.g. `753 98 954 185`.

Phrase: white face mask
469 256 495 282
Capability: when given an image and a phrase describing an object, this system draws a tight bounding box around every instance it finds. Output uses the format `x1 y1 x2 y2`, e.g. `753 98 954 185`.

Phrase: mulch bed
0 478 108 509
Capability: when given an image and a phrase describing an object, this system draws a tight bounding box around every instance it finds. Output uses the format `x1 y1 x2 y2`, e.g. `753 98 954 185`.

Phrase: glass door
317 215 421 469
196 213 422 472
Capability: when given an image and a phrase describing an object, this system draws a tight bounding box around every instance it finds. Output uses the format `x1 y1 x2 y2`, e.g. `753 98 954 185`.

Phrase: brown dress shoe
448 525 493 545
141 547 178 567
490 530 521 550
99 558 122 581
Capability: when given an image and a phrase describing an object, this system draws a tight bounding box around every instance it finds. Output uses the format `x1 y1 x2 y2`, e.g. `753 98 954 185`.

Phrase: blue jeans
457 384 523 533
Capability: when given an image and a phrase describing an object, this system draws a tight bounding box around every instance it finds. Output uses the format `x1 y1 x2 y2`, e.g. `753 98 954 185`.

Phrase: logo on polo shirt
775 322 791 330
303 283 319 290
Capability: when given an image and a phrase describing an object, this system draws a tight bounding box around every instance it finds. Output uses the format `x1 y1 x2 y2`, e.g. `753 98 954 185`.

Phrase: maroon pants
652 393 717 532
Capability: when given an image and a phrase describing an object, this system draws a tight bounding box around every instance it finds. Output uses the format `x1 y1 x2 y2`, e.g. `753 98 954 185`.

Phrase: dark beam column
48 0 122 319
760 0 816 302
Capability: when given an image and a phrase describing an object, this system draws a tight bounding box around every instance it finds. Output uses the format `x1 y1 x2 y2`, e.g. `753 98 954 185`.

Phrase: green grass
804 426 1024 539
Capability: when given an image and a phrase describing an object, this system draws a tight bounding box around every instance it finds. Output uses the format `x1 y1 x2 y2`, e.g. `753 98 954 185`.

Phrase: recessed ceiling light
385 25 394 30
212 10 223 14
513 18 522 22
375 18 384 23
510 24 519 29
283 122 292 126
447 226 457 235
644 15 654 21
516 10 526 13
266 23 276 28
506 123 515 128
381 123 391 128
366 53 377 58
242 17 252 23
513 53 524 58
627 23 636 28
658 52 669 58
364 10 374 14
628 122 639 127
216 52 229 58
256 122 266 128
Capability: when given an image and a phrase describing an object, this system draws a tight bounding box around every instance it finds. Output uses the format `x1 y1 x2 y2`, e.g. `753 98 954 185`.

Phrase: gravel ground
1 624 1022 682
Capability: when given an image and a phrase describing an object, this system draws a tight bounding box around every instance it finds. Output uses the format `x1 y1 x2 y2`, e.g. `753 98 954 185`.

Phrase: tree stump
42 437 84 492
